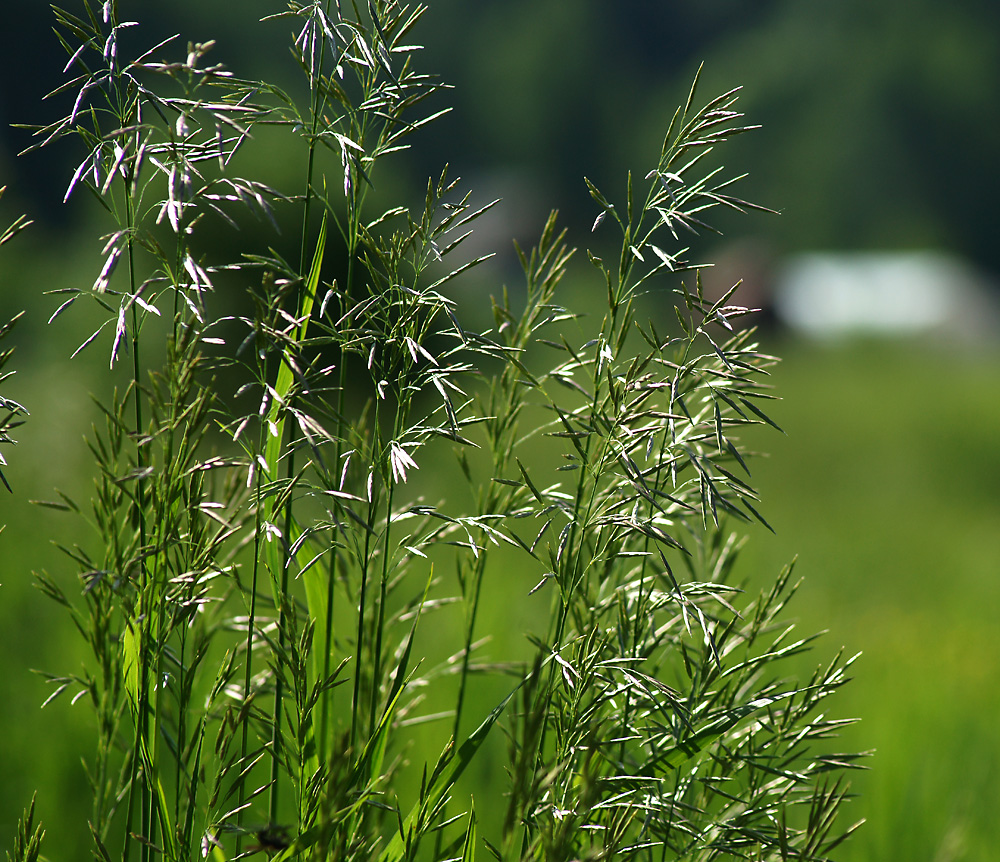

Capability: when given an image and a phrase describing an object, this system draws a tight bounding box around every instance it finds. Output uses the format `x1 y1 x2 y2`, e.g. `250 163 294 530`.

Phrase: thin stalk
327 13 389 759
349 547 368 752
451 364 526 740
368 478 395 738
257 213 327 822
117 74 155 862
296 2 327 756
520 228 636 858
451 552 486 741
350 447 379 752
318 541 337 765
268 442 296 825
343 80 373 753
236 422 267 857
320 197 359 758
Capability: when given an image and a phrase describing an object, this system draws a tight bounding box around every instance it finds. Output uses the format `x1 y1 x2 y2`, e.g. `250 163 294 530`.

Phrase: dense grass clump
5 2 862 860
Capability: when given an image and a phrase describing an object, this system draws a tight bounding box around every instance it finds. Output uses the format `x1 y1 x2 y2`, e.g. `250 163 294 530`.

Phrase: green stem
269 442 296 825
236 425 266 857
318 545 336 766
120 83 155 862
368 479 395 739
350 460 378 752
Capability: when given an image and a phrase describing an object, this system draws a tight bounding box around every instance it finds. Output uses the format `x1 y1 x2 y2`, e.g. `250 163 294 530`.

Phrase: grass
7 337 1000 860
2 3 862 861
739 339 1000 862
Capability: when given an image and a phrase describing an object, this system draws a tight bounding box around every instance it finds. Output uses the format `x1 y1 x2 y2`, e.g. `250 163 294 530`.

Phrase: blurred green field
740 337 1000 862
2 333 999 861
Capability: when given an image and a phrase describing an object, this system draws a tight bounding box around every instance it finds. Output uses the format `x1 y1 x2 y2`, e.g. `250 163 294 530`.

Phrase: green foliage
409 0 1000 269
5 794 44 862
7 2 861 860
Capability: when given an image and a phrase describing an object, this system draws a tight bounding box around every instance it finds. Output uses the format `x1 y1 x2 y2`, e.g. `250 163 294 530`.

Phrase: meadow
742 338 1000 862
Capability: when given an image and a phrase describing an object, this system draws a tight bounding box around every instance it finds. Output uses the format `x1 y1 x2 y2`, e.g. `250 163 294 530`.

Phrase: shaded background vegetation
5 0 1000 266
1 2 998 861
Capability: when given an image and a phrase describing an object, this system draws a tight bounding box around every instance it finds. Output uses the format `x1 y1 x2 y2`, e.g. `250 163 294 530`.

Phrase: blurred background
2 1 999 860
